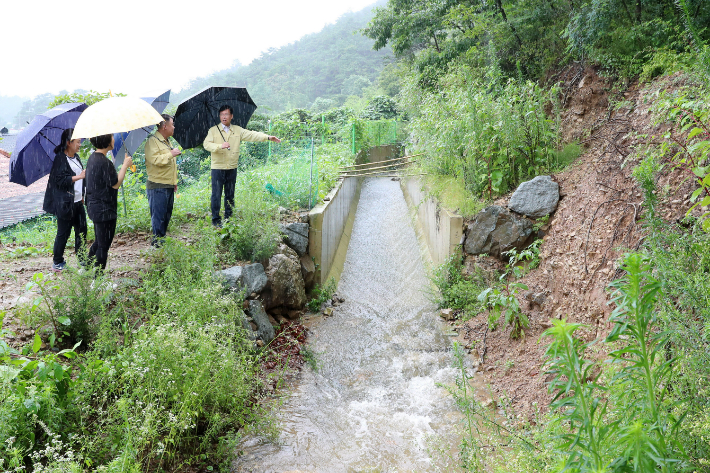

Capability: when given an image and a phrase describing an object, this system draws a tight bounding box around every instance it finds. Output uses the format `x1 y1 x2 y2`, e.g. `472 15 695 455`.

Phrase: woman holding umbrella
84 134 132 272
43 128 87 271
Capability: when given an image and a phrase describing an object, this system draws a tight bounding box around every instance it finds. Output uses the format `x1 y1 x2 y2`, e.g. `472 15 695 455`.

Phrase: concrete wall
309 177 362 285
400 178 464 267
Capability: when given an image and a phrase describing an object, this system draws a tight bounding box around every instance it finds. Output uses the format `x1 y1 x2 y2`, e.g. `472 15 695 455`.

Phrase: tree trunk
432 33 441 53
619 0 634 24
496 0 523 47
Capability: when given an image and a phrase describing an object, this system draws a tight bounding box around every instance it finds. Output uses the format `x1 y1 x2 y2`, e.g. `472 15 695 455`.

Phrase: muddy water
234 178 462 473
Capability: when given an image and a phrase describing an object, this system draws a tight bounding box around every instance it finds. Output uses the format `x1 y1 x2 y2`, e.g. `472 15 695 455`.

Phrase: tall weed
217 182 280 261
401 65 562 198
542 253 688 471
78 320 257 468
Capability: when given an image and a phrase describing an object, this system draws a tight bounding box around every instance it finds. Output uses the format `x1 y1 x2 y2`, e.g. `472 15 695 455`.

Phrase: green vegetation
364 0 709 85
446 253 693 471
430 253 492 320
401 67 564 198
307 278 337 312
217 182 281 261
0 229 265 471
437 74 710 471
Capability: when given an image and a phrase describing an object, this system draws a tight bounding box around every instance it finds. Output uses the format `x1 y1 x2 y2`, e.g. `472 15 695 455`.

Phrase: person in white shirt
42 128 87 271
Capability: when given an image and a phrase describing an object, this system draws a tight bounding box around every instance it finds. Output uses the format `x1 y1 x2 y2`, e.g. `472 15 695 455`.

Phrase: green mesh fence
254 138 319 209
124 134 320 210
226 136 319 210
352 119 398 154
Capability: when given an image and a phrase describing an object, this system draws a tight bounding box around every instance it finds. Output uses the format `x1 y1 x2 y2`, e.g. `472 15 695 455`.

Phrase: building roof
0 134 18 153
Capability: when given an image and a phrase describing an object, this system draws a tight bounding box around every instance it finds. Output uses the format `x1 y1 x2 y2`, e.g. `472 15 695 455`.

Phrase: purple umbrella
9 102 88 186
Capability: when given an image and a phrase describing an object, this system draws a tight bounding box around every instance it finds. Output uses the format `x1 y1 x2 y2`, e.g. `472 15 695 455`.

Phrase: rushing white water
234 178 462 473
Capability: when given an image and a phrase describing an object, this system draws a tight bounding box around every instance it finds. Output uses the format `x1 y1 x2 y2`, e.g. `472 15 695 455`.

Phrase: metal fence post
268 120 272 160
309 137 314 208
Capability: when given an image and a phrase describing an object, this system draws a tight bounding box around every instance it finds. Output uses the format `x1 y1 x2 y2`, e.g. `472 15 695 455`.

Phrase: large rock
247 300 275 343
263 245 307 309
279 222 309 256
508 175 559 218
463 206 533 259
299 254 316 291
218 263 268 294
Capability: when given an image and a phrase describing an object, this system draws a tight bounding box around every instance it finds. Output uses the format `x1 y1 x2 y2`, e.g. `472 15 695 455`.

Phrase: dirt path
0 231 153 345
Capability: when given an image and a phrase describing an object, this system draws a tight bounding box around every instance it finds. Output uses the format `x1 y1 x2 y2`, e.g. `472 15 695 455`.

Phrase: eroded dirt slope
459 67 697 421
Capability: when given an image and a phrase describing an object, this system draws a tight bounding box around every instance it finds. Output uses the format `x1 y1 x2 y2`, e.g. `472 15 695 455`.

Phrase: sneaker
52 262 66 271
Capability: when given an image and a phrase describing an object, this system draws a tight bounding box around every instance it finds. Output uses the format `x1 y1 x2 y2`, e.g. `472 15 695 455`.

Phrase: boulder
263 247 307 310
508 175 559 218
299 254 316 291
218 263 268 294
247 300 275 344
279 222 309 256
274 243 299 261
463 206 532 259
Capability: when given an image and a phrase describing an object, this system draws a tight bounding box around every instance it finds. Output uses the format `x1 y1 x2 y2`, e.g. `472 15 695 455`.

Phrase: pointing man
144 113 181 246
203 105 281 227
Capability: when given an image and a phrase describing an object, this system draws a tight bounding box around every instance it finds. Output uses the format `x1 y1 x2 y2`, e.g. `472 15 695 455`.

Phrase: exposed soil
0 231 154 346
456 67 699 423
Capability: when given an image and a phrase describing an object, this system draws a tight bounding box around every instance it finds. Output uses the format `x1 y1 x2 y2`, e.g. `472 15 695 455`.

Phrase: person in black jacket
85 134 132 272
43 128 87 271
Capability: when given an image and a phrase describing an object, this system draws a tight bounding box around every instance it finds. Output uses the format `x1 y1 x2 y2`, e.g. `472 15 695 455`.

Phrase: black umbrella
173 86 257 149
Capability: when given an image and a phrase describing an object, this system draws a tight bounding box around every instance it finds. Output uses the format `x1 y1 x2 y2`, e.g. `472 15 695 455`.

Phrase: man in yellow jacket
144 113 181 246
203 105 281 227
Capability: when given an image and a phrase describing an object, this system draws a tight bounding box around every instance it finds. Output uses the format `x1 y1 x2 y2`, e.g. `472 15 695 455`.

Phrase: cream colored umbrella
72 96 163 139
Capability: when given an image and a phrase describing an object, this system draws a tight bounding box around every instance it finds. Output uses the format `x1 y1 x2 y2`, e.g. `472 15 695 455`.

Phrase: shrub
217 182 280 261
20 270 112 347
430 254 492 319
78 320 257 468
401 66 563 198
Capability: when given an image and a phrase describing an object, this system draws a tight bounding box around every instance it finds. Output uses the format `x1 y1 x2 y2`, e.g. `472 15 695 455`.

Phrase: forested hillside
171 2 393 112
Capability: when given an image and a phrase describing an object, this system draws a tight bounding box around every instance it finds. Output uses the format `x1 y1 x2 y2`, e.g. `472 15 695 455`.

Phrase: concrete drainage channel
309 175 463 284
233 176 466 472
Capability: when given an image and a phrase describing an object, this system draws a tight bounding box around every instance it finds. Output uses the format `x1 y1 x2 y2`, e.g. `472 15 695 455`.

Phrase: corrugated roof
0 134 18 153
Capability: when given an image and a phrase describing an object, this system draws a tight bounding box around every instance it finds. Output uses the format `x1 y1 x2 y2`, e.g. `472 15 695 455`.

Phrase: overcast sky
0 0 377 99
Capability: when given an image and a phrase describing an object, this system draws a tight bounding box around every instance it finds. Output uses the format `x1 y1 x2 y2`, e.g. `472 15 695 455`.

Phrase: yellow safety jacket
144 133 178 185
203 124 269 170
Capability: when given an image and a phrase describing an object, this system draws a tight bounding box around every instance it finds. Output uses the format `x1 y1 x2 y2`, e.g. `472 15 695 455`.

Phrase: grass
419 174 487 219
0 228 268 471
429 253 495 321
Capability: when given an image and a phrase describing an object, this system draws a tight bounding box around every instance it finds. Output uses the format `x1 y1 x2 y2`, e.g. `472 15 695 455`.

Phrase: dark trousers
147 187 174 246
211 168 237 225
89 219 116 271
53 201 87 265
